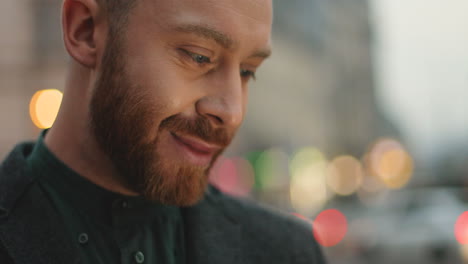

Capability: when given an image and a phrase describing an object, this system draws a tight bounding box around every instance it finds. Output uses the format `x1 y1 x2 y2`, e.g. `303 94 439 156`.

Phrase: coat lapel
0 143 80 264
183 191 242 264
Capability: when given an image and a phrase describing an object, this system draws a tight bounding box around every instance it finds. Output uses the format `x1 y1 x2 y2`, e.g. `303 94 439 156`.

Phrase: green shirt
26 131 185 264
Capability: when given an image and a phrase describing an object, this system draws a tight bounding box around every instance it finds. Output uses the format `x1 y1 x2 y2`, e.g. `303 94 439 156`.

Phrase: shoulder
0 142 36 217
205 186 326 263
0 142 37 264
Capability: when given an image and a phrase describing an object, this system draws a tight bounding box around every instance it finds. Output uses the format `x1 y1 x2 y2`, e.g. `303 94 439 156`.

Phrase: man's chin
140 163 211 207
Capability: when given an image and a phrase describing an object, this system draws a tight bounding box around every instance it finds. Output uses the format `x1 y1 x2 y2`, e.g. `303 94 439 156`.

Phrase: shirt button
134 251 145 263
121 200 133 209
78 233 88 244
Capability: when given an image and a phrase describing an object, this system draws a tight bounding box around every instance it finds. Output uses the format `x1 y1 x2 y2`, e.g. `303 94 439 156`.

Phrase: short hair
96 0 138 32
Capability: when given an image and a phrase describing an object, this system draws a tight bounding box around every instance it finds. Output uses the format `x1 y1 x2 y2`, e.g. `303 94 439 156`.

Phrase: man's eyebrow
250 48 272 59
172 24 235 49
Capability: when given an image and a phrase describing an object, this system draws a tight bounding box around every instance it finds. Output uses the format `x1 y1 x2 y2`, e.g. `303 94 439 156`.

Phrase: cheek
123 41 206 117
125 60 195 116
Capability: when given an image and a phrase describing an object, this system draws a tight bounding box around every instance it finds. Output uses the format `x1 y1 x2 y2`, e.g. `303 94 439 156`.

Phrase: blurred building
239 0 399 157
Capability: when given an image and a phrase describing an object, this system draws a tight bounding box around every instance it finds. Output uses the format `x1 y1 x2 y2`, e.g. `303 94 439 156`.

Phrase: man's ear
62 0 102 68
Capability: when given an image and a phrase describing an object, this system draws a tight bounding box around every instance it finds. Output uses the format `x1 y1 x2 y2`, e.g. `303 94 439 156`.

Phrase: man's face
90 0 272 206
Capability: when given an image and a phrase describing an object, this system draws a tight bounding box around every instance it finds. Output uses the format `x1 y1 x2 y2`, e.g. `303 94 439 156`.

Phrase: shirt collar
26 130 180 227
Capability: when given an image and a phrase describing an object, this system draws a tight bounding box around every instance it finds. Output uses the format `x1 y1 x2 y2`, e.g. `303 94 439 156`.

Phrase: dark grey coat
0 142 326 264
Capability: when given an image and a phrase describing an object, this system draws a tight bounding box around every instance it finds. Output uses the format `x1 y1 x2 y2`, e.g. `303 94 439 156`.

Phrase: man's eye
240 69 256 80
186 51 211 64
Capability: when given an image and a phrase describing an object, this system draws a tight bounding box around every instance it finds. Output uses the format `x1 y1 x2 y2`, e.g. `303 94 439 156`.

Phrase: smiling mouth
170 132 220 166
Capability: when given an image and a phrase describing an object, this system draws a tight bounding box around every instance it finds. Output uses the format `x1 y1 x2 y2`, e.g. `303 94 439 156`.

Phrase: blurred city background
1 0 468 263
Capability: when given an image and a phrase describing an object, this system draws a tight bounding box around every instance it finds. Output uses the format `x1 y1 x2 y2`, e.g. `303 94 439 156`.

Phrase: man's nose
196 69 244 130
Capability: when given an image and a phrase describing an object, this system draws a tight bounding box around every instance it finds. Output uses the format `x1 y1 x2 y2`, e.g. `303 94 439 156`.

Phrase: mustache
160 115 232 147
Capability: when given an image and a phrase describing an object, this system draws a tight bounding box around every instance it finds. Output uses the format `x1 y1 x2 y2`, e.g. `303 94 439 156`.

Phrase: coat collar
0 142 243 264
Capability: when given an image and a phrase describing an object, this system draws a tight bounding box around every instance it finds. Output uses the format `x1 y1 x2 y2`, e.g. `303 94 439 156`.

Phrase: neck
44 62 139 196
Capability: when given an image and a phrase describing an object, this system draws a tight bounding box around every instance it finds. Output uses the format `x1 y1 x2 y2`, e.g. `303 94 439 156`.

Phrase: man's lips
168 132 220 166
170 132 221 158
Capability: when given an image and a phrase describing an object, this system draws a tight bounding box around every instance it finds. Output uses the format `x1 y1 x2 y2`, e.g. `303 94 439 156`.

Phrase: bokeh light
365 138 414 189
360 153 386 193
358 152 389 205
254 148 290 190
289 147 329 215
245 151 264 191
377 149 413 189
290 147 326 176
313 209 348 247
209 156 255 197
29 89 63 129
326 155 363 196
455 212 468 244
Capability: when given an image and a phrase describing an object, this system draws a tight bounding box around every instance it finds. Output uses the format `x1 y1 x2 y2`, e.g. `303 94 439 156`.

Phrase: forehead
136 0 273 49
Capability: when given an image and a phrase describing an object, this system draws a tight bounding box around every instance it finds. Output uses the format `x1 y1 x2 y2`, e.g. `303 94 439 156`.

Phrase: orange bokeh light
365 138 414 189
326 155 363 196
313 209 348 247
29 89 63 129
